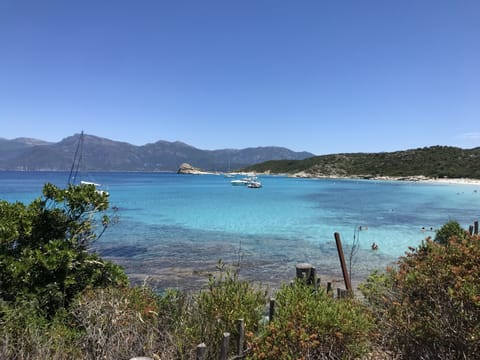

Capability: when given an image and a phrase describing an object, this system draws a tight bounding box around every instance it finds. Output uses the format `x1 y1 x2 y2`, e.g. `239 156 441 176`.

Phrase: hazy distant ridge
0 134 314 171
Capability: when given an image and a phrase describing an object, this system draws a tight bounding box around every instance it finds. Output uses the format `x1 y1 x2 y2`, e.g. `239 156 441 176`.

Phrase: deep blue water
1 171 479 290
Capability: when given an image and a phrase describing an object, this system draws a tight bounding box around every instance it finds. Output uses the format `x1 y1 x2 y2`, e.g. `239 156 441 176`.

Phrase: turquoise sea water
1 171 479 290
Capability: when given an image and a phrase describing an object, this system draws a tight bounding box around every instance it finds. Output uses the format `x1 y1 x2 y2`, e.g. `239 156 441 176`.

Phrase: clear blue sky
1 0 479 155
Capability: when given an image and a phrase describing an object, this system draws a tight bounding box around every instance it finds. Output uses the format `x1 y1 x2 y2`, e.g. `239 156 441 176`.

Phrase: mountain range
0 134 314 172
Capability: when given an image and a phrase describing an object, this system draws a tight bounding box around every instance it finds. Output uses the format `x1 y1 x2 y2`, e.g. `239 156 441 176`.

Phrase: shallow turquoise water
1 171 479 289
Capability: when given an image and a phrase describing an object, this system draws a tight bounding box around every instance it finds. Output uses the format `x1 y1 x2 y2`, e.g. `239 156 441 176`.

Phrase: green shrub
0 183 128 319
361 230 480 358
0 300 81 359
71 286 166 360
247 280 374 359
155 288 194 359
434 220 466 245
186 264 267 359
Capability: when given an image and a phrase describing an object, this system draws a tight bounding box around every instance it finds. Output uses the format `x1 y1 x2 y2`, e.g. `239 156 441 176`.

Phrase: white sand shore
421 178 480 185
289 172 480 186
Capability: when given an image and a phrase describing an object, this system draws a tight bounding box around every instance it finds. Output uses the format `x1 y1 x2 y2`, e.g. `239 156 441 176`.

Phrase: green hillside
243 146 480 179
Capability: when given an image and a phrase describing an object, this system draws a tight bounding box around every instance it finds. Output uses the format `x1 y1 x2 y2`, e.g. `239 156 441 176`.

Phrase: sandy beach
288 172 480 186
421 177 480 185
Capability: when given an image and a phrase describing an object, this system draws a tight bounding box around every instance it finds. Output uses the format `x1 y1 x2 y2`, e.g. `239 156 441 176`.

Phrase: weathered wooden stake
196 343 207 360
337 288 348 299
327 282 333 295
219 332 230 360
334 232 352 292
469 225 474 235
296 263 316 285
474 221 479 235
236 318 245 356
269 298 275 322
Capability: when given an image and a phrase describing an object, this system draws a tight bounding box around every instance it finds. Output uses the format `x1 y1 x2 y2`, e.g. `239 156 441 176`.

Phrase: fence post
475 221 479 235
334 232 353 293
327 282 333 296
296 263 316 285
196 343 207 360
219 332 230 360
269 298 275 322
236 318 245 356
469 225 474 235
337 288 348 299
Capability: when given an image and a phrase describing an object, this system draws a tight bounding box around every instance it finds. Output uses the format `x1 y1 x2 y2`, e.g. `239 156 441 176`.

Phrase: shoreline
102 240 397 294
113 258 376 294
4 169 480 186
284 172 480 186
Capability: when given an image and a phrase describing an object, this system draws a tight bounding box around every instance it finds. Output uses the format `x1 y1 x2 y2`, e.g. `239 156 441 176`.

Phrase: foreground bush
72 286 168 360
0 300 81 359
434 220 467 245
247 280 374 359
0 183 128 359
0 286 184 360
177 266 268 359
0 183 128 319
361 224 480 359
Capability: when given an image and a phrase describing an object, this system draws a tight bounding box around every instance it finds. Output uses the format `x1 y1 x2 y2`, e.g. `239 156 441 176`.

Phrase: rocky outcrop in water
177 163 211 175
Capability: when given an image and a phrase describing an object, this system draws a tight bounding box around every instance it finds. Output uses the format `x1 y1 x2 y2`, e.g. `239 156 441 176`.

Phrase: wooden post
269 298 275 322
334 232 352 292
327 282 333 295
469 225 474 235
296 263 316 285
219 332 230 360
337 288 348 299
475 221 479 235
196 343 207 360
236 318 245 356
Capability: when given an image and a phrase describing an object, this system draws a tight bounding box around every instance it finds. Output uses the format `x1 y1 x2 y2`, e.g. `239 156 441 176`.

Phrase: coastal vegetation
360 221 480 358
1 184 479 359
242 145 480 179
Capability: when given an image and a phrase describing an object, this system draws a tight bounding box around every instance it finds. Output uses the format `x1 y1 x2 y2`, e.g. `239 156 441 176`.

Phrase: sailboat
67 131 108 196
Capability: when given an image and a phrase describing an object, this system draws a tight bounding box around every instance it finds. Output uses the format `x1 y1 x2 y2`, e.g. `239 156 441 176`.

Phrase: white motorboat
247 181 262 188
231 179 249 186
231 176 258 186
231 175 262 188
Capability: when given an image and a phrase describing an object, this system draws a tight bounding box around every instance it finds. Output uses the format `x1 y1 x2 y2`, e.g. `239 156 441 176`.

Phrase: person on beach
371 242 379 250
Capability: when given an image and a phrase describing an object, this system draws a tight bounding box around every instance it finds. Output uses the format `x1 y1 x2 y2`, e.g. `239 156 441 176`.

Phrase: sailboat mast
67 131 84 186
